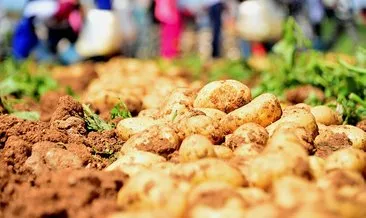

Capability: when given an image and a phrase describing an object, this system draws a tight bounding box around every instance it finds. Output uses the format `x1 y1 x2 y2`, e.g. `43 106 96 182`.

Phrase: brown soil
314 132 352 158
0 94 126 217
357 120 366 132
285 85 325 104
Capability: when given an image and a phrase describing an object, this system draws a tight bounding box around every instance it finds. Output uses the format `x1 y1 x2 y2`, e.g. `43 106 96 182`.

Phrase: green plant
110 101 132 120
83 104 112 132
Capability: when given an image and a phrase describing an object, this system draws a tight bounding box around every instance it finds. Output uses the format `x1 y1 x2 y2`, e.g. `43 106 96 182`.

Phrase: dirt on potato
314 132 352 158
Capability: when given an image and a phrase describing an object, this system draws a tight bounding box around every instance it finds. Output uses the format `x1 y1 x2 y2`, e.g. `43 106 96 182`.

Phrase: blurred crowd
0 0 365 64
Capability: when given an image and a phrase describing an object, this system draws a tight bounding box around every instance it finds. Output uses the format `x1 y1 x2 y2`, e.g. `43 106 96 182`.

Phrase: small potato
176 113 224 144
171 158 247 187
314 127 353 158
292 205 340 218
237 187 270 206
326 125 366 151
116 117 160 141
138 108 159 118
179 135 216 162
317 169 365 190
310 105 342 125
184 182 247 218
221 93 282 133
194 108 226 121
272 176 321 209
233 143 264 157
324 148 366 174
225 123 269 150
193 80 252 113
309 156 325 179
106 151 166 175
120 124 180 158
117 171 190 216
266 107 318 144
213 145 233 159
244 203 281 218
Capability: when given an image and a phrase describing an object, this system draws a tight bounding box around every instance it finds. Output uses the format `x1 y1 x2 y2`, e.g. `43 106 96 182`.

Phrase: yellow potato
109 210 177 218
225 123 269 150
221 93 282 133
236 187 270 207
324 148 366 174
116 117 160 141
184 182 247 218
213 145 234 160
310 105 342 125
117 171 190 216
179 135 216 162
171 158 247 186
309 156 326 179
326 125 366 151
317 169 365 190
193 80 252 113
137 108 159 118
233 143 264 157
244 203 281 218
120 124 180 158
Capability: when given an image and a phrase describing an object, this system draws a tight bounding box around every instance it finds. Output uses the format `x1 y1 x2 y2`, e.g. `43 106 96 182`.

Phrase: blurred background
0 0 365 64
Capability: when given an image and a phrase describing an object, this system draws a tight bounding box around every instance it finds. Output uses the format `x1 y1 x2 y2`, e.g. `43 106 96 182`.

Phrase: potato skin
213 145 234 160
194 108 226 121
184 182 247 218
171 158 247 187
233 143 264 157
120 124 180 158
116 117 160 141
225 123 269 150
324 148 366 174
309 156 325 180
179 135 216 162
221 93 282 133
194 80 252 113
310 105 342 126
326 125 366 151
117 171 190 216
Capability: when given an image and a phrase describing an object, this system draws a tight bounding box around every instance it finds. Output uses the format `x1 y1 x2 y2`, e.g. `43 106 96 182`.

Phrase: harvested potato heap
104 77 366 218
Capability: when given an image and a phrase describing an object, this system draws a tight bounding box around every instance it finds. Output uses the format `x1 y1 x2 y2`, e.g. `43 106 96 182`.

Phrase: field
0 21 366 218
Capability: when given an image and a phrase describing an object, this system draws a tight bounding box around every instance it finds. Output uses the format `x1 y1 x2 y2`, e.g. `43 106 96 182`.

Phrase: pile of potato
85 58 366 218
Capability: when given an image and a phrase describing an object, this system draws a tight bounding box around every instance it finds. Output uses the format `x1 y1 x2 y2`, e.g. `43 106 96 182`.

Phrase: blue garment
208 2 223 58
94 0 112 10
12 17 38 60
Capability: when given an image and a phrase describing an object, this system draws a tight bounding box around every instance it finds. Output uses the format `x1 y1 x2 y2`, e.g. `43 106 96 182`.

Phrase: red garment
54 0 78 21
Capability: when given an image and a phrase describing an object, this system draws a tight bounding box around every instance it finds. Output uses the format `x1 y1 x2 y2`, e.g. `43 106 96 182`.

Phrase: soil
0 95 126 217
357 120 366 132
314 132 352 158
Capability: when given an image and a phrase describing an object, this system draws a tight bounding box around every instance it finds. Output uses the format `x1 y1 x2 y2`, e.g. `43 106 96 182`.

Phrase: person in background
12 0 82 62
155 0 182 59
306 0 326 50
205 0 224 58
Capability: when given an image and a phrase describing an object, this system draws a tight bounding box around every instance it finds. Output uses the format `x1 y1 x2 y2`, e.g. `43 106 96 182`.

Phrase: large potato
171 158 247 187
225 123 269 150
179 135 216 162
221 93 282 133
120 124 180 158
184 182 247 218
325 125 366 151
194 108 227 121
193 80 252 113
314 127 353 158
324 148 366 174
116 117 160 141
310 105 342 125
176 112 224 144
117 171 190 216
266 107 318 145
106 151 166 176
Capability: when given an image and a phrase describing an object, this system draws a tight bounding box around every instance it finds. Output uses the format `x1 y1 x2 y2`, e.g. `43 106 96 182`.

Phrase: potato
272 176 321 209
116 117 160 141
309 156 325 179
225 123 269 150
325 125 366 151
184 182 247 218
244 203 281 218
213 145 233 160
314 127 353 158
193 80 252 113
179 135 216 162
120 124 180 158
310 105 342 125
194 108 227 121
106 151 166 176
176 112 224 144
324 148 366 174
317 169 365 190
237 187 270 207
266 108 318 144
171 158 247 186
109 210 176 218
158 88 197 120
221 93 282 133
138 108 159 118
233 143 264 157
292 205 339 218
117 171 190 216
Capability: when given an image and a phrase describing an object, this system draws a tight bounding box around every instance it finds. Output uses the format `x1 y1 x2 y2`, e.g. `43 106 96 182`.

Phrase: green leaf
110 101 132 120
11 111 40 121
83 104 112 132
